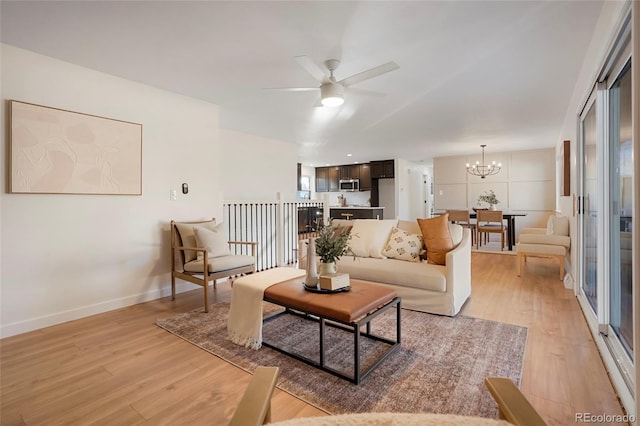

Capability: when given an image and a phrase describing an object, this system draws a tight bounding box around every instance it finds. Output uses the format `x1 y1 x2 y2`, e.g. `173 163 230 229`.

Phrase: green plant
477 190 499 206
313 219 354 263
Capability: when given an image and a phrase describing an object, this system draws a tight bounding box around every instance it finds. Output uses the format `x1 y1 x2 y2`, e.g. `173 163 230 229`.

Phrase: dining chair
476 210 507 251
447 209 476 246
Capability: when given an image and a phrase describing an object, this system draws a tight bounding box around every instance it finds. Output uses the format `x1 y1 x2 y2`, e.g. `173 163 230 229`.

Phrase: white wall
433 148 556 236
395 158 429 221
219 129 298 200
1 44 223 337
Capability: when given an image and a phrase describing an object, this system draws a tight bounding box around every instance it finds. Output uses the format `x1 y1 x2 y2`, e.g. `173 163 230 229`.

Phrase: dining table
435 210 528 251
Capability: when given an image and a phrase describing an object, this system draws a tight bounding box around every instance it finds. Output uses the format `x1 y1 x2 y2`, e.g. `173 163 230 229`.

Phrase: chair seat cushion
478 224 503 231
184 255 255 273
518 233 570 248
517 243 566 256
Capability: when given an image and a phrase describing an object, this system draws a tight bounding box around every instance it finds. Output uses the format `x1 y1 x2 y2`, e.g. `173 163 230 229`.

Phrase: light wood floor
1 253 625 425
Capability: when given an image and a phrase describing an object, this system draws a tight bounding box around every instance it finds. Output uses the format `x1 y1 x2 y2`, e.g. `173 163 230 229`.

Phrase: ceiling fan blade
262 87 319 92
347 87 387 97
295 55 327 82
339 61 399 87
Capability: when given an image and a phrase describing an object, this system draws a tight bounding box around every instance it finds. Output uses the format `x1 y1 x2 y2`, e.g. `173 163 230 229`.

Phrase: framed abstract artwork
9 100 143 195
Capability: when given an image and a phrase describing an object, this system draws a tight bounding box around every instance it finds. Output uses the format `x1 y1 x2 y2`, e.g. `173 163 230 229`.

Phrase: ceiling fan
264 56 399 107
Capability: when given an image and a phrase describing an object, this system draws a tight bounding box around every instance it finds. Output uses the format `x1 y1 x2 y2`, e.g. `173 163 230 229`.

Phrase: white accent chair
516 215 570 281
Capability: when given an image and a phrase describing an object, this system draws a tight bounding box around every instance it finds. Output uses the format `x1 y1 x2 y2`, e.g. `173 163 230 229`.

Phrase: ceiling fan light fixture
320 82 344 107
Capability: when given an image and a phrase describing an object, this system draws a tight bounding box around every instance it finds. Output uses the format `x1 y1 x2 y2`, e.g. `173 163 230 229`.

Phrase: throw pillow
417 214 454 265
175 220 217 262
193 224 230 258
348 219 399 258
545 215 554 236
381 227 423 262
546 215 570 237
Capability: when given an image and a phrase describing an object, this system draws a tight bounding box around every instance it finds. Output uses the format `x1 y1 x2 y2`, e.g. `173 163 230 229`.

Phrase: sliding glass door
580 96 599 314
577 9 634 411
608 60 634 361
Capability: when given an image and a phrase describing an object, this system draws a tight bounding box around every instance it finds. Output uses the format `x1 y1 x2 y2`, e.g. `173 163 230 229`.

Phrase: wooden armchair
230 367 280 426
170 218 257 312
485 377 546 425
516 215 570 281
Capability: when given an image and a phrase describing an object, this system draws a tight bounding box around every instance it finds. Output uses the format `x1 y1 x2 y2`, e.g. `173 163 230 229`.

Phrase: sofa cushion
417 214 454 265
175 219 218 263
336 256 447 293
546 215 569 237
193 224 230 258
381 227 423 262
348 219 399 258
397 220 422 236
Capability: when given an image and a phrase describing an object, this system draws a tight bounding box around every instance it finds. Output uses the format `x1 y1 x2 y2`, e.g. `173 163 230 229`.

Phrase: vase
318 261 337 276
305 238 319 286
489 204 497 211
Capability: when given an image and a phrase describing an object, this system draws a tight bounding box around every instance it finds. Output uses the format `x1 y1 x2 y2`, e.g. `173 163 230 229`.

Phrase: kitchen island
329 206 384 220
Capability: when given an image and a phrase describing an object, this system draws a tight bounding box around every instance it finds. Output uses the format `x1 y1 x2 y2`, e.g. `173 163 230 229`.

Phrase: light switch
170 189 177 201
439 190 444 196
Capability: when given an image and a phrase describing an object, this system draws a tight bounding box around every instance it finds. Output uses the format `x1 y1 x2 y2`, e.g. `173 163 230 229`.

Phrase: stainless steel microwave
339 179 359 191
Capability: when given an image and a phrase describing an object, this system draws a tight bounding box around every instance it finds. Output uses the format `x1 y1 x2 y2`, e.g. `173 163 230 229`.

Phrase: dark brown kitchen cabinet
339 165 360 180
315 167 328 192
328 167 340 192
370 160 395 179
315 166 340 192
358 164 371 191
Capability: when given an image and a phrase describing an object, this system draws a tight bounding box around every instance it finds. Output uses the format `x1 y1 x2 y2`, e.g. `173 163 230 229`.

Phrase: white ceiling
0 1 603 166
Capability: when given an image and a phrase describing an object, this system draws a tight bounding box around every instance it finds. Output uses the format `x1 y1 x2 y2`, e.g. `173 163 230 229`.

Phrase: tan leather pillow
417 214 454 265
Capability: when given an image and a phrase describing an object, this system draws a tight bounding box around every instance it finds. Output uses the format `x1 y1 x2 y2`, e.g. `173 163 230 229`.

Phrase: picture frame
562 140 570 197
9 100 143 195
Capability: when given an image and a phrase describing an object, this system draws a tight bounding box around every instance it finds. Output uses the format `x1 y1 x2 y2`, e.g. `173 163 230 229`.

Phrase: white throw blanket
227 267 305 350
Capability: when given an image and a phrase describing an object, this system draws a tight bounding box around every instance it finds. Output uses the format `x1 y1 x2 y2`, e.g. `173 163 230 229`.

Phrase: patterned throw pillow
381 227 423 262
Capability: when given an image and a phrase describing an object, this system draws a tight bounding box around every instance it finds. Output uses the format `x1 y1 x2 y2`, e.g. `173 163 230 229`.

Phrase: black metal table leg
354 324 361 384
320 317 325 367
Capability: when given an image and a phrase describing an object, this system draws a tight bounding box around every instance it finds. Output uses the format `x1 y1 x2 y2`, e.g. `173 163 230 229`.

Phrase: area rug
156 303 527 418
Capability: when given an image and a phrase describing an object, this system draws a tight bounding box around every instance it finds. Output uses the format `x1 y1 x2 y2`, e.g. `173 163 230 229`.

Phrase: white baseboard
0 281 217 338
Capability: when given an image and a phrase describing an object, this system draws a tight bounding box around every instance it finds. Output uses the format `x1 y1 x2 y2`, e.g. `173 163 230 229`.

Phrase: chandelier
466 145 501 179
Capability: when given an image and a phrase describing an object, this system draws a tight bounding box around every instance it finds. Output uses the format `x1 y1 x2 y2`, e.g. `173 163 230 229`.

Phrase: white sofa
300 219 472 316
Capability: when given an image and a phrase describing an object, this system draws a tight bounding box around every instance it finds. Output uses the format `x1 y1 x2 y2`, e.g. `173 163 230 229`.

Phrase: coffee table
262 277 401 384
